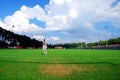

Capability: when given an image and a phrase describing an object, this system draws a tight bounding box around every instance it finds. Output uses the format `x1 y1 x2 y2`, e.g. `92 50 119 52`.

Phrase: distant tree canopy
108 38 120 44
49 42 86 49
87 38 120 47
50 38 120 49
0 27 42 48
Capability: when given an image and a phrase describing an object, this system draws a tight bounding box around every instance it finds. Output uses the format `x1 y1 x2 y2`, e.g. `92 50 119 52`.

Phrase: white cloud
69 9 78 18
32 35 44 40
45 0 120 43
0 5 44 38
45 15 70 31
0 0 120 44
47 36 60 44
49 36 60 41
50 0 65 5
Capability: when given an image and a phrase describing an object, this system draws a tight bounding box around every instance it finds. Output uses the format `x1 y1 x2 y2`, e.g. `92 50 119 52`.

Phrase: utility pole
105 26 108 47
12 25 14 32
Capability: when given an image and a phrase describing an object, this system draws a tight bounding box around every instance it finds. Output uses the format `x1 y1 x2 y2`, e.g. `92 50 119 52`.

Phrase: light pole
12 25 14 32
105 26 108 47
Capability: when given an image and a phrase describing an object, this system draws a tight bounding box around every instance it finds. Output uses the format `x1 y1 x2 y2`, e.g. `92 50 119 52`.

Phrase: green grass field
0 49 120 80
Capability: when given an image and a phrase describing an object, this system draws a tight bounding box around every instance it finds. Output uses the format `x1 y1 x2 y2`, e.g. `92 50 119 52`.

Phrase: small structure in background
55 46 63 49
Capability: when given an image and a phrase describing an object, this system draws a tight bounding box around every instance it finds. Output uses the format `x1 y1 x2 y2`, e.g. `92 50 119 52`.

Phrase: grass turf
0 49 120 80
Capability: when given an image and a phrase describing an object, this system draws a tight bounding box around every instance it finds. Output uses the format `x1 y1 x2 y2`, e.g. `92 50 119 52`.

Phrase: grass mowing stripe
0 56 120 59
0 60 120 66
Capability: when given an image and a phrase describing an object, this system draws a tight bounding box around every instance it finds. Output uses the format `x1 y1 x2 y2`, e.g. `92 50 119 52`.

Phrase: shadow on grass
0 60 120 66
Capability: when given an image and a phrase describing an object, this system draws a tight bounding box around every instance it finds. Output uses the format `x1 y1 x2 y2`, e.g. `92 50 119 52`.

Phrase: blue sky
0 0 49 19
0 0 120 44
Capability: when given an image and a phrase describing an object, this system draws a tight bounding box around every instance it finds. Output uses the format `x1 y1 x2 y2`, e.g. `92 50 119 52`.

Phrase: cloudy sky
0 0 120 44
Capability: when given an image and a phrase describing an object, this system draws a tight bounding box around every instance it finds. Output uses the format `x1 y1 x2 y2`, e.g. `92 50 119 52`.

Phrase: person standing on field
42 39 47 55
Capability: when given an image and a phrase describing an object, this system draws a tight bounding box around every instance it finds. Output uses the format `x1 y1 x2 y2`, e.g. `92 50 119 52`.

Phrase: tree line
87 38 120 47
0 27 42 48
49 38 120 49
